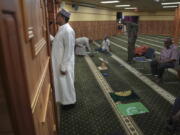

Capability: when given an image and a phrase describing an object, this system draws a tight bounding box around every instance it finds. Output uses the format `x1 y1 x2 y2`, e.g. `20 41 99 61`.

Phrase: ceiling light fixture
161 2 180 5
125 7 137 10
163 5 178 8
115 5 130 7
154 0 160 2
100 1 119 4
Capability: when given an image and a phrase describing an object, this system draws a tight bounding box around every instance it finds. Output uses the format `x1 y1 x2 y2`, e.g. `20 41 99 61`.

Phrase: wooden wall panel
22 0 58 133
47 0 56 35
2 0 58 134
33 83 55 135
23 14 56 135
0 75 14 135
70 21 118 40
47 0 60 36
174 6 180 44
1 0 58 134
0 0 37 134
22 0 49 107
139 20 173 36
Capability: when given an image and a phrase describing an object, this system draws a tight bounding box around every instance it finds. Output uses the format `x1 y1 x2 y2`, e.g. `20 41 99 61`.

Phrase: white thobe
75 37 91 55
51 23 76 105
102 39 110 52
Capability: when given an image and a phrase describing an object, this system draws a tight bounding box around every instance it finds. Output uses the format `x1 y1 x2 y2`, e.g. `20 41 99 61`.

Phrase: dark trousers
150 60 175 78
128 39 136 62
96 48 110 55
171 98 180 116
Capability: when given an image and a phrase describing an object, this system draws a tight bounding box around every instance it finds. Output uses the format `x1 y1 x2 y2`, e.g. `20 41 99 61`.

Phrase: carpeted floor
90 47 173 135
60 57 125 135
59 34 180 135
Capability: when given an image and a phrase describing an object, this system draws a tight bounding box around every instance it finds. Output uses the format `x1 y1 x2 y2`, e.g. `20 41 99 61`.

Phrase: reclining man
150 38 179 83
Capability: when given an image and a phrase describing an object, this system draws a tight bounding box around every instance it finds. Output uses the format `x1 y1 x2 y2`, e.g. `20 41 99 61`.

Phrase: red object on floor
135 45 149 56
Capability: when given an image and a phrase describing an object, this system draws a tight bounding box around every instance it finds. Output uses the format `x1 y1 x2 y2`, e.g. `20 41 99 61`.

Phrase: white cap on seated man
75 37 93 56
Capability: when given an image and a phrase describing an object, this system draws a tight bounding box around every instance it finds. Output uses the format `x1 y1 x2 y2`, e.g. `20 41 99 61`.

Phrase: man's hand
60 70 67 75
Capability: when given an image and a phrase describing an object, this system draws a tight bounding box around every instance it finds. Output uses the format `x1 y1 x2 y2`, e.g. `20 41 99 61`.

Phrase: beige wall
122 11 175 21
63 3 116 21
61 2 175 21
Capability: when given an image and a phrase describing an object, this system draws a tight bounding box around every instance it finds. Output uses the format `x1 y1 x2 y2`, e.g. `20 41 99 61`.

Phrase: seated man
150 38 178 83
166 97 180 133
96 36 111 54
75 37 93 56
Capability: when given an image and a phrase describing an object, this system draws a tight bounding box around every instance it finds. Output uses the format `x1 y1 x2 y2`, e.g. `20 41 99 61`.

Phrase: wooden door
0 75 14 135
0 0 58 135
47 0 60 36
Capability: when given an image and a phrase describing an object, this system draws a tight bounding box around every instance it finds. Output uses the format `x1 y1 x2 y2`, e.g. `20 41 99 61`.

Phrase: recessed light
115 5 130 7
125 7 137 10
161 2 180 5
163 5 178 8
100 1 119 4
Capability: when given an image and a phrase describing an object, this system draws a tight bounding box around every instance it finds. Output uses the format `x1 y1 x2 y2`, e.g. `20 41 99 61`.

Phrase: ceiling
65 0 180 12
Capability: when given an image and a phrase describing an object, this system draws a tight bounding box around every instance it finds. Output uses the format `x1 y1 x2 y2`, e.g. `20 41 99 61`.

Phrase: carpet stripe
85 56 143 135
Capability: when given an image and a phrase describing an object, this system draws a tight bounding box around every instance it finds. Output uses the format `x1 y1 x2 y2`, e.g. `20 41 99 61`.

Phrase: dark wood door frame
0 0 36 135
44 0 59 133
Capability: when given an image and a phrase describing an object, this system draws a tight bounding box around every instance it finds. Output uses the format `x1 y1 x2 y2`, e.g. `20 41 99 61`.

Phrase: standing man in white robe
51 9 76 107
75 37 93 56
